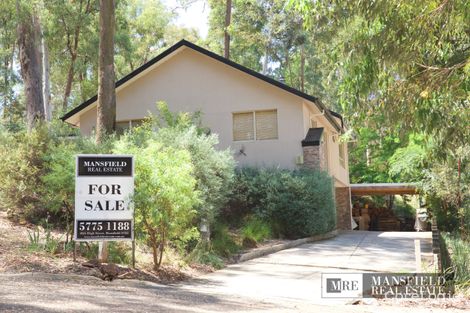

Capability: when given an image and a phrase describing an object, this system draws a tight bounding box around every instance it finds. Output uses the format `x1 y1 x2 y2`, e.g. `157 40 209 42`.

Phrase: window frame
232 109 278 142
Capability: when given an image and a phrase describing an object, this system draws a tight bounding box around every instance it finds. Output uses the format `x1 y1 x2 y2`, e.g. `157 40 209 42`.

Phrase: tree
16 1 45 131
114 0 175 76
290 0 469 155
224 0 232 58
96 0 116 144
0 0 19 122
45 0 95 111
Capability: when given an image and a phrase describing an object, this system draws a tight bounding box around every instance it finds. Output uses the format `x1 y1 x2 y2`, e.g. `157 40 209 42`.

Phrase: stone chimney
301 127 326 171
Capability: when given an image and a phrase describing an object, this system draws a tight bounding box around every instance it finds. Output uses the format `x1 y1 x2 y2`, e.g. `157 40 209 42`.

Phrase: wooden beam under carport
350 183 418 196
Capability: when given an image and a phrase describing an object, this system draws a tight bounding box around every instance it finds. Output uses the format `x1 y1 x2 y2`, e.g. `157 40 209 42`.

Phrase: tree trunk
17 3 45 131
262 45 269 75
41 27 51 121
96 0 116 144
62 57 76 111
96 0 116 262
224 0 232 59
300 44 305 92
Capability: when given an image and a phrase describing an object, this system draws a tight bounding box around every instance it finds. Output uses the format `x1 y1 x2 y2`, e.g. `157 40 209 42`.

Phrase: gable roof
61 39 341 131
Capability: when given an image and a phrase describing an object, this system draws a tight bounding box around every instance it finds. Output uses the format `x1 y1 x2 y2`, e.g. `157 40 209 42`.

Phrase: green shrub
115 133 200 270
224 167 336 239
443 234 470 291
241 216 272 243
392 195 416 219
108 242 132 265
188 242 225 269
210 223 240 257
0 127 50 223
151 102 235 231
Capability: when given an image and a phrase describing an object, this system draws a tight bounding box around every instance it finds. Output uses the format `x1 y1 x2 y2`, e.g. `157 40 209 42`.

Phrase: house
61 40 352 230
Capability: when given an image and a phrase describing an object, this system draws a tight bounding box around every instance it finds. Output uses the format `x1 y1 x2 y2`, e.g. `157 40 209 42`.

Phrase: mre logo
322 273 363 298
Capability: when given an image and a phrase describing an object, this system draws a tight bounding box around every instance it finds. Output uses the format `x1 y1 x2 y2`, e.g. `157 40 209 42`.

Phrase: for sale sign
74 155 134 241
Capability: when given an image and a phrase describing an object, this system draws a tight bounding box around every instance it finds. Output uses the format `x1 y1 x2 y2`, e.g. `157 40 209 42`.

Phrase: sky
164 0 210 38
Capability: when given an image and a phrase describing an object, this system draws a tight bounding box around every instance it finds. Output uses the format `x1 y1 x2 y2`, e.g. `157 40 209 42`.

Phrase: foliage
224 167 336 239
115 135 199 270
0 102 235 270
26 225 61 255
107 242 132 265
422 146 470 235
41 130 110 233
188 242 225 269
210 223 240 258
290 0 469 152
241 216 272 244
110 103 234 270
391 196 416 220
0 125 50 222
152 102 235 227
442 233 470 292
0 0 200 120
27 227 41 251
388 135 426 182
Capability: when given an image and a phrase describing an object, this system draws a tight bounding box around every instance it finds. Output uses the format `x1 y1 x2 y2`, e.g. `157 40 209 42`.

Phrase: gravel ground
1 272 468 313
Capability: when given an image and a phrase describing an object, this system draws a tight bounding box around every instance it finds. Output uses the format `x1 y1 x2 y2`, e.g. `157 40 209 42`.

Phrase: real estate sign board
74 155 134 241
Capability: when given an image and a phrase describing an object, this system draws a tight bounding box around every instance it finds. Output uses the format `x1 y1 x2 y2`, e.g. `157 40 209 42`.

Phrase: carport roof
350 183 418 195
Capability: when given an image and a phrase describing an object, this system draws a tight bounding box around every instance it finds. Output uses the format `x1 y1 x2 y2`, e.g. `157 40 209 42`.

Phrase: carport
350 183 420 231
350 183 418 196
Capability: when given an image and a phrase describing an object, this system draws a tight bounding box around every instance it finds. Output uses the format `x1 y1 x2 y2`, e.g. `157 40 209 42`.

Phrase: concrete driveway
182 231 433 305
1 231 442 313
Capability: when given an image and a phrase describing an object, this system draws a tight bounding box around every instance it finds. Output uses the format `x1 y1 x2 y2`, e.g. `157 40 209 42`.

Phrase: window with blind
233 110 278 141
115 119 145 134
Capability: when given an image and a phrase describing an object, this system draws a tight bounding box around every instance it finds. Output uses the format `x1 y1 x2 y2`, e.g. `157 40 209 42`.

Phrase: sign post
74 155 134 261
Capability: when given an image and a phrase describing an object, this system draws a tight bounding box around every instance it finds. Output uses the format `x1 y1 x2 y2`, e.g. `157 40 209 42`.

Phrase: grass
27 226 61 254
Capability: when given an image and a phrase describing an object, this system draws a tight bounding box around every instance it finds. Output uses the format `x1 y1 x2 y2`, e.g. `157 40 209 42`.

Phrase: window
339 142 346 168
115 119 144 134
233 110 278 141
233 112 254 141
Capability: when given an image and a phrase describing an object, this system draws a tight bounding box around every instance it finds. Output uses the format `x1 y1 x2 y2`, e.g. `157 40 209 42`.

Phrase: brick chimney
301 127 326 171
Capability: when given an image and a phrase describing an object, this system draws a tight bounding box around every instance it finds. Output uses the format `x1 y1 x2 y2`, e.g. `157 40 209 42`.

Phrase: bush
115 136 200 270
210 223 240 258
443 234 470 292
0 126 50 222
152 102 235 233
188 242 225 269
224 167 336 239
241 216 272 244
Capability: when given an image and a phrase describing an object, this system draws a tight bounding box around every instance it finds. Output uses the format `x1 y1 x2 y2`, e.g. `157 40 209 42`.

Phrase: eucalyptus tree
16 0 45 131
290 0 469 154
44 0 98 111
0 0 19 121
96 0 116 145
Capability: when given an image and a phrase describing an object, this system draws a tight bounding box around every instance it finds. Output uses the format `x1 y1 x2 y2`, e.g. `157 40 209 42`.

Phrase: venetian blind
255 110 278 140
233 112 254 141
